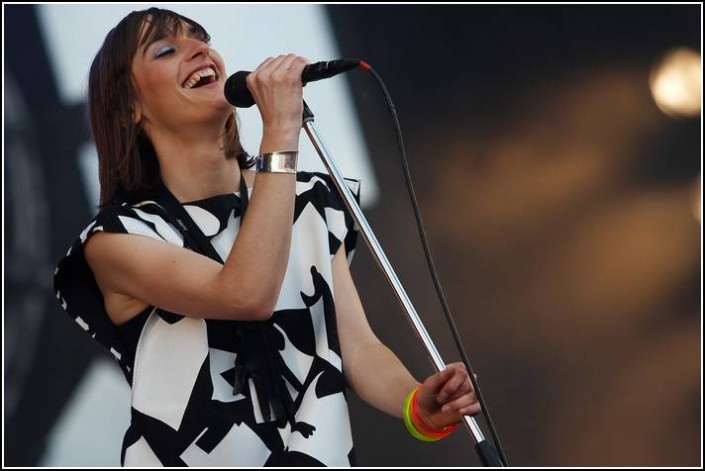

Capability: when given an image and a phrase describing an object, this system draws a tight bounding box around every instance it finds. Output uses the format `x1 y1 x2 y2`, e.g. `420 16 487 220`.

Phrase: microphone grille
224 71 255 108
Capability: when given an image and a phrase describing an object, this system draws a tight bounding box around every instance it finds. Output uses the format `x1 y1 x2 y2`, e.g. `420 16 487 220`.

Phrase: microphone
225 58 361 108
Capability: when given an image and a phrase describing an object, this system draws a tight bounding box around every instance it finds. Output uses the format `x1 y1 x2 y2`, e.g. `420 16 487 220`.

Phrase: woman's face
130 20 230 137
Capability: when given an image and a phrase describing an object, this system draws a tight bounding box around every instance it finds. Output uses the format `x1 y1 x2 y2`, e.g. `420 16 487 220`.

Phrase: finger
458 403 482 416
422 368 454 395
259 54 295 80
248 56 279 88
444 377 475 403
438 369 468 403
446 363 481 382
267 55 308 88
441 393 479 414
272 53 300 77
437 373 463 402
248 55 303 96
253 55 278 73
287 55 310 77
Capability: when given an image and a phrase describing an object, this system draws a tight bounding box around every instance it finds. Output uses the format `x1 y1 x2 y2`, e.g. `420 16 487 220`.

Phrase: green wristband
403 386 440 442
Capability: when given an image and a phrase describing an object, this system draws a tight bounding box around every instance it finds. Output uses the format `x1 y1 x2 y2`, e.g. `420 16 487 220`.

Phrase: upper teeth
183 67 216 89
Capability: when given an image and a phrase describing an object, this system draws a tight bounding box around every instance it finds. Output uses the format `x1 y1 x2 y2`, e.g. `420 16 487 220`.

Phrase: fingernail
442 405 449 413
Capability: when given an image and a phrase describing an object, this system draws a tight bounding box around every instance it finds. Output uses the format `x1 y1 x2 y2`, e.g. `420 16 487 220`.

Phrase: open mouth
182 66 219 89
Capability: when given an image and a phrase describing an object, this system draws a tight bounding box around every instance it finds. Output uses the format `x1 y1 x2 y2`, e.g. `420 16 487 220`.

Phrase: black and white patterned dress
54 171 361 466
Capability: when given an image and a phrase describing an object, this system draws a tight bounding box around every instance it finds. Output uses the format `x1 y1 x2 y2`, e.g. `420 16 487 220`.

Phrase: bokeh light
650 47 702 118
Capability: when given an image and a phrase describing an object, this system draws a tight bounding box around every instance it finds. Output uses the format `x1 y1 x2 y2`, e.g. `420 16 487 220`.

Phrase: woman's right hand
246 54 309 152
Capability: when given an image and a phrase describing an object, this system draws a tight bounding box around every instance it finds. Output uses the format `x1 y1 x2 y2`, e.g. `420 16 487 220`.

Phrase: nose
186 39 210 61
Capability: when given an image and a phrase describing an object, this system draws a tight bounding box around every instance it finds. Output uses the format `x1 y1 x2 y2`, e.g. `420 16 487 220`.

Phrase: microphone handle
225 58 360 108
301 59 360 83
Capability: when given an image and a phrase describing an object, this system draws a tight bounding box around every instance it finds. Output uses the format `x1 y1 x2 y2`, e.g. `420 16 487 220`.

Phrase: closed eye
155 45 176 59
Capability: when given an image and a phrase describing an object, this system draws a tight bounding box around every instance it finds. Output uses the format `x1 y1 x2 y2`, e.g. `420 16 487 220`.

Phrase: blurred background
4 4 701 467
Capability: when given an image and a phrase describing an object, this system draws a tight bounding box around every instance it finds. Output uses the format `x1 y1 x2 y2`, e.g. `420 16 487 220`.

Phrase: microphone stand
301 102 504 467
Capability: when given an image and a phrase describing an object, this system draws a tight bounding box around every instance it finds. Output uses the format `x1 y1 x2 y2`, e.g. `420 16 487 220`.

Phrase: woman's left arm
333 245 481 429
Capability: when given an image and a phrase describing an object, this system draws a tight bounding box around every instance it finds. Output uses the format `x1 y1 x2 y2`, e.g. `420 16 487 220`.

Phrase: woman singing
54 7 479 466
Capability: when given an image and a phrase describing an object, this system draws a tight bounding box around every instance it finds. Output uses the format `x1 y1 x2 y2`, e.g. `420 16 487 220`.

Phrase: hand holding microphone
243 54 309 152
226 58 362 108
227 56 361 153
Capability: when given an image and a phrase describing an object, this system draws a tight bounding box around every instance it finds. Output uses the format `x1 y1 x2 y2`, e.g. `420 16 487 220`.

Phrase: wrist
403 385 460 442
415 396 445 431
260 126 300 153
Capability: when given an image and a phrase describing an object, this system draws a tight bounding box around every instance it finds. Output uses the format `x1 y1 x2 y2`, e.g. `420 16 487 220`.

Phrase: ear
132 104 143 125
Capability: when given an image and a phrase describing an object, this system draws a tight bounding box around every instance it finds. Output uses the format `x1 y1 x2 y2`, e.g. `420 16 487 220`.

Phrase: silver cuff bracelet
255 151 298 174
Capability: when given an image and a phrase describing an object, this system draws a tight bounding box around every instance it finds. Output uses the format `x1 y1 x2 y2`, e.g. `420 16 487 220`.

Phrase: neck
150 128 248 203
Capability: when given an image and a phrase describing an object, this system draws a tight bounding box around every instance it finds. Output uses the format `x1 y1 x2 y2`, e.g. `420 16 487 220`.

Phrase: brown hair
88 7 251 206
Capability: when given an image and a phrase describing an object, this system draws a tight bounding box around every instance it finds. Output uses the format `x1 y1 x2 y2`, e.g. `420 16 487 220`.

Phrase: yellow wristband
403 386 440 442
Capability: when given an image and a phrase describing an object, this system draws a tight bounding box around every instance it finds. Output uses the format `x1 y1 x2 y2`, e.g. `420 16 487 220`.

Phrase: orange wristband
410 386 459 440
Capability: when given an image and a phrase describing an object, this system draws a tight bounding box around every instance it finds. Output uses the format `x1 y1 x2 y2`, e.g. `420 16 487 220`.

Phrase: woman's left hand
415 362 481 429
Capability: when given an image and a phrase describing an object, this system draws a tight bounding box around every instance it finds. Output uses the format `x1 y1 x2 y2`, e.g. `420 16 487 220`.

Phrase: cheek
211 51 227 78
143 65 172 91
134 68 178 112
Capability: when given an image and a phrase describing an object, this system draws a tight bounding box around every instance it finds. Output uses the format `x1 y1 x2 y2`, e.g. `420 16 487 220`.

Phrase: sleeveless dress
53 171 361 466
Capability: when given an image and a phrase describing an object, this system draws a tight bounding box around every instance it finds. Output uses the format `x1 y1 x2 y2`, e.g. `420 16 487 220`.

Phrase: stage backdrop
4 4 701 467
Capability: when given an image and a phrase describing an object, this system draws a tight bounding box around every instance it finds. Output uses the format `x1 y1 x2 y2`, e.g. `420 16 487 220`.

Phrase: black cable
360 61 508 466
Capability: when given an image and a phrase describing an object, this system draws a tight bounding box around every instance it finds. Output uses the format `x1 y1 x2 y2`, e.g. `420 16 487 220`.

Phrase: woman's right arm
85 54 308 323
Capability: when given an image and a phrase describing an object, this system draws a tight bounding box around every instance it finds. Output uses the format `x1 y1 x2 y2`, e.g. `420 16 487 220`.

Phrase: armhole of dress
129 306 158 390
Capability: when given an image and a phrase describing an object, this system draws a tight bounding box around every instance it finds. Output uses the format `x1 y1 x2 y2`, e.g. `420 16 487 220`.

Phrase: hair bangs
138 9 211 53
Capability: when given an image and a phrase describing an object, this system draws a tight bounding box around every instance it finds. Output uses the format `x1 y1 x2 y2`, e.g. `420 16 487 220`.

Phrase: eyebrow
141 23 200 58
